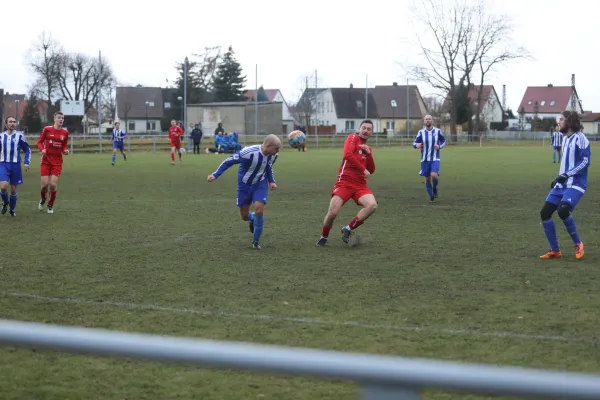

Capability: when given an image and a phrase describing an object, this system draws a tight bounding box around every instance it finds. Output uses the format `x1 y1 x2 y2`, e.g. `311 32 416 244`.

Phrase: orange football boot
575 242 584 260
540 250 562 259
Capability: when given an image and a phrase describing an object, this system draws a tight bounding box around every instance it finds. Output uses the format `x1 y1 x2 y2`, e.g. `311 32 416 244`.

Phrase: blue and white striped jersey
556 131 590 192
0 131 31 164
111 128 126 142
212 144 278 186
413 127 446 162
551 131 562 147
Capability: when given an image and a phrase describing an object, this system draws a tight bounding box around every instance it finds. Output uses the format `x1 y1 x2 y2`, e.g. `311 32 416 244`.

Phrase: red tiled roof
243 89 280 102
582 112 600 122
518 85 574 114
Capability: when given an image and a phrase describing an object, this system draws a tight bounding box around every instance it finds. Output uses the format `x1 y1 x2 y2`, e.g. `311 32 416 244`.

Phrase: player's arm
438 132 446 148
342 135 366 169
365 151 375 174
37 128 47 152
412 131 423 148
565 141 590 177
266 154 278 184
210 152 244 179
20 136 32 165
62 132 69 154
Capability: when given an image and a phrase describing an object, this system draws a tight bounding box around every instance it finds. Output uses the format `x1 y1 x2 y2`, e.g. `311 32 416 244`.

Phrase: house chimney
547 84 553 87
393 82 397 86
350 83 353 89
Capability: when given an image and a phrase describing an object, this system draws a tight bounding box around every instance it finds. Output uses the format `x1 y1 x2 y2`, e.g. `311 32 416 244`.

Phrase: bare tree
191 46 221 95
26 31 63 122
422 95 444 117
102 80 117 121
406 0 528 139
295 71 326 130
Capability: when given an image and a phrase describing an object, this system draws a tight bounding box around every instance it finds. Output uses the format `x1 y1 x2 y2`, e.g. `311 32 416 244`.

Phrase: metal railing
1 319 600 399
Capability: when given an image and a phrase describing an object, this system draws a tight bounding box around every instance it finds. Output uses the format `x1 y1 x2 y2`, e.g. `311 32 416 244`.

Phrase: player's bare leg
341 194 377 244
251 201 266 249
170 146 176 165
0 181 9 215
316 195 344 246
239 204 255 233
39 175 50 211
47 175 59 214
431 171 439 198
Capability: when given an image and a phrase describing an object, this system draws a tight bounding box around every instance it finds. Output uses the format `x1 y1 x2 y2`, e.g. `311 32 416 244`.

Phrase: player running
413 114 445 203
540 111 589 260
551 125 563 163
316 119 377 247
111 121 127 165
207 134 281 250
37 111 69 214
0 116 31 216
168 119 184 164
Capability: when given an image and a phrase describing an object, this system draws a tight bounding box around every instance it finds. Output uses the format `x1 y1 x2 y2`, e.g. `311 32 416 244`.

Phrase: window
164 102 171 109
550 100 556 106
146 121 156 131
540 100 546 106
345 120 355 130
386 121 395 130
528 100 532 105
128 122 135 132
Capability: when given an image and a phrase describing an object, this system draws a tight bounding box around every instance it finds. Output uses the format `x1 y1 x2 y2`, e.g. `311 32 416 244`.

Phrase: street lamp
390 100 397 134
145 101 149 133
15 100 20 130
177 96 183 124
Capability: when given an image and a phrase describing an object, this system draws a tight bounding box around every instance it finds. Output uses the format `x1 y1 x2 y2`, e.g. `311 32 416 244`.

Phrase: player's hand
434 144 440 150
24 164 30 172
360 144 371 154
416 143 423 149
555 173 568 184
41 149 46 156
269 183 277 190
363 169 371 180
207 174 216 182
62 149 69 155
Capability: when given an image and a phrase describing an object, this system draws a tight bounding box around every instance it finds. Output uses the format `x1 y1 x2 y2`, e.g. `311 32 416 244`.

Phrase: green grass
1 146 600 399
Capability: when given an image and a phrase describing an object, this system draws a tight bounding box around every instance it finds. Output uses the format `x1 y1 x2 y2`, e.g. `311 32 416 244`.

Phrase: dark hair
561 111 582 133
360 119 373 127
4 115 15 124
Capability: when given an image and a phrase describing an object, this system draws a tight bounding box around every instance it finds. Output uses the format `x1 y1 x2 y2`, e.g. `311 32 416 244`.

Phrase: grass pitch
1 145 599 399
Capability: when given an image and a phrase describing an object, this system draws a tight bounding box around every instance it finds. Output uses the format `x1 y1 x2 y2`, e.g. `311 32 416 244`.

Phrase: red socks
321 225 332 238
40 188 47 201
48 191 57 207
171 153 175 162
348 217 363 230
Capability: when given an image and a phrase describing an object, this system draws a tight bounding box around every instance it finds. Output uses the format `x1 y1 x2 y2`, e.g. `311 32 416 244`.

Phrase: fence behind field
1 319 600 399
24 131 600 154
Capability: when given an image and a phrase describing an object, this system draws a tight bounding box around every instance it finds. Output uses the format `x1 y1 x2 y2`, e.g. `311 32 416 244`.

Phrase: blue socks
553 152 556 162
563 216 581 245
425 182 433 197
9 193 17 212
248 211 255 222
542 219 560 251
0 190 8 206
112 154 116 163
253 215 264 243
432 178 439 190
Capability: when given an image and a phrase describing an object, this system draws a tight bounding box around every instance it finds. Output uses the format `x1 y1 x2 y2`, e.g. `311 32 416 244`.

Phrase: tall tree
256 86 269 102
26 31 63 122
213 46 247 102
407 0 528 139
21 93 43 133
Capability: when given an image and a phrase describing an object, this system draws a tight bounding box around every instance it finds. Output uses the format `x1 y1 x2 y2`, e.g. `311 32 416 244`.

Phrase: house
244 88 295 132
371 83 428 134
295 88 328 128
518 84 583 119
440 84 503 128
115 86 164 133
582 112 600 134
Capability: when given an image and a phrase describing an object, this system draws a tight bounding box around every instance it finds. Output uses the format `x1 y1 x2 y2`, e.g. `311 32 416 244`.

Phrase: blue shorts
0 162 23 185
545 187 585 211
237 180 268 207
419 161 440 177
553 146 561 151
113 141 124 150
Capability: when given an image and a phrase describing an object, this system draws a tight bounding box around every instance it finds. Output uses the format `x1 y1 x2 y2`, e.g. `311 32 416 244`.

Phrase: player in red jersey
316 119 377 246
37 111 69 214
168 119 184 164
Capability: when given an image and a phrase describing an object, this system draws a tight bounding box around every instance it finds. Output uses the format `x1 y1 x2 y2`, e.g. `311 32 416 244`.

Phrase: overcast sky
1 0 598 112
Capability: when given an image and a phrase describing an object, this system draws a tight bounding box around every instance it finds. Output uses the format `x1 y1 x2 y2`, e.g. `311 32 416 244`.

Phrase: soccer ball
180 148 186 154
288 130 306 149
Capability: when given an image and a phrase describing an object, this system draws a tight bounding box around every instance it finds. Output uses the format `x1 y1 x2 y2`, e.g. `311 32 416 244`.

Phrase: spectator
214 122 224 136
192 124 203 154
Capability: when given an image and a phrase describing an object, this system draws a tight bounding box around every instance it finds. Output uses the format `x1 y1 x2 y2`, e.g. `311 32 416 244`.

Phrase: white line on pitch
1 291 595 345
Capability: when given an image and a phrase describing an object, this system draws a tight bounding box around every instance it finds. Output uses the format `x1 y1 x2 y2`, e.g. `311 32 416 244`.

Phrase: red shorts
170 141 181 150
331 182 373 205
40 158 63 177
